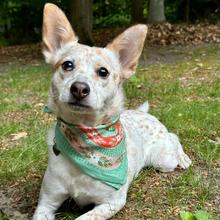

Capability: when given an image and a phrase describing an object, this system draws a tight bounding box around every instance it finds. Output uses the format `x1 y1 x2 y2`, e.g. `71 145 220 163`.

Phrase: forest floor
0 40 219 220
0 40 218 69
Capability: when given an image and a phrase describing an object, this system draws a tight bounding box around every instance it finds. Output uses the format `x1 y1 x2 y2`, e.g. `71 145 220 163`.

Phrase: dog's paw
176 143 192 169
33 210 55 220
178 153 192 169
153 154 179 173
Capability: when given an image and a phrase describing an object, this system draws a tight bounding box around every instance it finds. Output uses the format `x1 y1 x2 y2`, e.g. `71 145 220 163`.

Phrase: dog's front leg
33 169 70 220
76 200 126 220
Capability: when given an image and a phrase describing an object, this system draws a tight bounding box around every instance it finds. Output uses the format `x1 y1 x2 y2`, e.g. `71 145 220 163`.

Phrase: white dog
33 4 191 220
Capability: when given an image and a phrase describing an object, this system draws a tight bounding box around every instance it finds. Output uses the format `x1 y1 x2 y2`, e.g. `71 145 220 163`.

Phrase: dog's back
121 110 191 174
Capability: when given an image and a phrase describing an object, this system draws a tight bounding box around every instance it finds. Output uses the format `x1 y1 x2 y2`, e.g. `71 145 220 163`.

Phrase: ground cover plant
0 44 219 219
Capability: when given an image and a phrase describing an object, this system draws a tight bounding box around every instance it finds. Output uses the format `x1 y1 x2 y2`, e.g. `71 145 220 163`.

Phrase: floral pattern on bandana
44 106 127 189
57 117 126 170
77 120 124 148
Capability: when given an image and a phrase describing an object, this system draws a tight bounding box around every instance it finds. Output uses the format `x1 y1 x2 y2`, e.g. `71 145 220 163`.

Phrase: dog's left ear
107 25 147 79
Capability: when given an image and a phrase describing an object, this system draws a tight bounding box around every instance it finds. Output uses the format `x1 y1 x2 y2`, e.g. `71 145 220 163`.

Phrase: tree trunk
131 0 143 23
102 0 106 16
70 0 94 46
185 0 190 24
147 0 165 23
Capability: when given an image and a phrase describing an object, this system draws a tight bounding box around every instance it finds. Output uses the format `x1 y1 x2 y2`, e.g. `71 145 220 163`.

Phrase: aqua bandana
43 107 128 189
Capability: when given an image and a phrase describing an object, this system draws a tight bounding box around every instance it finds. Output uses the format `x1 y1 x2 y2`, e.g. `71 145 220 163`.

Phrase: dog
33 3 191 220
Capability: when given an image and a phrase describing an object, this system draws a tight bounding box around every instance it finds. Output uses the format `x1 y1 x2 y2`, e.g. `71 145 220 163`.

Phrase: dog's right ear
43 3 78 64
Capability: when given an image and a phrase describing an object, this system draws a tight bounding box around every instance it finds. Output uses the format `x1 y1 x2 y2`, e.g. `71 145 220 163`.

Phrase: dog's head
43 3 147 126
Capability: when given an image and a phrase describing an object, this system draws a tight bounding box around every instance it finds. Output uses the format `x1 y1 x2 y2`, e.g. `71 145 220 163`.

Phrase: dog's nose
70 82 90 100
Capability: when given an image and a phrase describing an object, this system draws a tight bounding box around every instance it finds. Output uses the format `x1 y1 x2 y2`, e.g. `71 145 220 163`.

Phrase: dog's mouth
68 101 89 109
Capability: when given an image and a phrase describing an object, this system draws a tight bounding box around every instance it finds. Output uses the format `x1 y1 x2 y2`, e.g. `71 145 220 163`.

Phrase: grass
0 44 220 219
0 64 53 192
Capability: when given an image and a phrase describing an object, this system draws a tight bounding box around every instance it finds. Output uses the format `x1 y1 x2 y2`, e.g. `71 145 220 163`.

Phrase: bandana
43 106 128 189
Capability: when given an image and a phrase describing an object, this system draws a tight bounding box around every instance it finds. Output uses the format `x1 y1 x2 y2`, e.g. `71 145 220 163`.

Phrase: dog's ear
43 3 78 64
107 25 147 79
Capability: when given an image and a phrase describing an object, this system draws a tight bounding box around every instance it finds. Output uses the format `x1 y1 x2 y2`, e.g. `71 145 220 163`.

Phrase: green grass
0 45 220 219
123 44 220 219
0 64 52 187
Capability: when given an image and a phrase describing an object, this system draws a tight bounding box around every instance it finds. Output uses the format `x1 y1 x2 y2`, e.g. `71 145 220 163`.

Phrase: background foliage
0 0 220 44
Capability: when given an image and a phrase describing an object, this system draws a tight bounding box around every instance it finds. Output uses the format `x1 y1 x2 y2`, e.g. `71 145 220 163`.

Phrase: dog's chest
49 151 119 206
47 110 166 206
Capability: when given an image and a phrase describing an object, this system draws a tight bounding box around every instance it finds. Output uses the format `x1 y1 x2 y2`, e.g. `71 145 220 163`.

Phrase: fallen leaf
11 132 27 141
197 63 203 67
215 137 220 144
190 67 198 73
208 137 220 145
34 103 44 107
10 182 19 188
140 67 148 71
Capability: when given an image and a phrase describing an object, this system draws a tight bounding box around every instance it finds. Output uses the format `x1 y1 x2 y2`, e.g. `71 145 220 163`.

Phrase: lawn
0 44 219 219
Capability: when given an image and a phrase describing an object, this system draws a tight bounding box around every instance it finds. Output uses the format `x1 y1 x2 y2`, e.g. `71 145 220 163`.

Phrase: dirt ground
0 187 29 220
0 42 218 73
0 42 219 219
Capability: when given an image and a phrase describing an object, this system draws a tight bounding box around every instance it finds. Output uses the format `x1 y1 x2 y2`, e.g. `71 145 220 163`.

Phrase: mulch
0 22 220 65
94 22 220 47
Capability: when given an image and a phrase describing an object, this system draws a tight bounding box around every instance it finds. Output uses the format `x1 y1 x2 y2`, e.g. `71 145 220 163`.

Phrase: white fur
34 109 191 220
33 4 191 220
136 101 149 113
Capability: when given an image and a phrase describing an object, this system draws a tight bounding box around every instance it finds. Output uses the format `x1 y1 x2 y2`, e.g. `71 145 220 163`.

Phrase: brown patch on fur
114 72 119 81
52 59 63 74
131 148 137 157
94 63 101 72
91 74 99 82
160 130 163 133
102 79 109 88
77 58 82 64
96 49 102 55
58 48 77 64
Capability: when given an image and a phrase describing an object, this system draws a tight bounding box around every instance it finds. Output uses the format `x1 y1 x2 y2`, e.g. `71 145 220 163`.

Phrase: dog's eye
62 61 74 71
97 67 109 78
